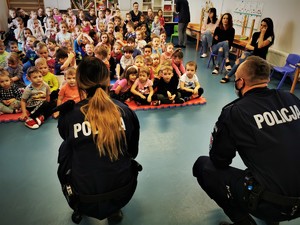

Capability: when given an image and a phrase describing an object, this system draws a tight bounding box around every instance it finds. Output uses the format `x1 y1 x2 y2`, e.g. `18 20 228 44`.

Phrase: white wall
0 1 8 31
189 0 300 54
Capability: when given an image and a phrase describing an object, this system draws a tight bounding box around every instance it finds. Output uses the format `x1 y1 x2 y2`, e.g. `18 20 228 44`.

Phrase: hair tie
86 84 107 97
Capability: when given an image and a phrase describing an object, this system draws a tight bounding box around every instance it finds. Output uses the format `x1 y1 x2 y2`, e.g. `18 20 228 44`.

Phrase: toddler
20 66 53 129
9 41 25 61
135 27 147 51
35 57 59 101
5 52 25 88
152 36 162 55
46 38 58 59
45 17 57 40
161 43 174 64
155 64 184 104
55 22 72 46
30 18 45 41
127 37 142 58
151 53 161 81
0 68 22 114
13 17 25 51
151 16 161 37
178 61 204 101
172 48 185 78
120 46 134 70
125 21 136 41
131 67 158 106
53 67 80 118
54 47 76 86
110 65 138 102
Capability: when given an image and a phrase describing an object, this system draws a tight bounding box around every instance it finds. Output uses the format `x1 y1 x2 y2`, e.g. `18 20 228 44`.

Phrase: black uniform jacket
209 87 300 197
57 98 140 219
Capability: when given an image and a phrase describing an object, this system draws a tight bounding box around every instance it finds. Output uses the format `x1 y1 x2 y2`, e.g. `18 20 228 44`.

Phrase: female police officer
57 57 141 223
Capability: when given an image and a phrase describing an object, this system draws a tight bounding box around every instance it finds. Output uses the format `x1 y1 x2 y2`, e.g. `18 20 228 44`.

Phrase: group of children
0 6 204 129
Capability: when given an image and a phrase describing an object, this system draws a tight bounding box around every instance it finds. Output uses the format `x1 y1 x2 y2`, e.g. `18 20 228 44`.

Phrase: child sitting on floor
5 52 25 89
172 48 185 78
154 64 184 104
0 68 22 114
178 61 204 101
53 67 80 118
131 67 159 106
20 66 53 129
35 57 59 101
110 65 138 102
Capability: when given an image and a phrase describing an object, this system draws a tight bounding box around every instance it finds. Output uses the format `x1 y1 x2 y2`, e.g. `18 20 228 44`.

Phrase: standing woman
57 57 141 223
220 17 274 83
211 13 235 75
175 0 190 48
200 8 219 58
129 2 143 28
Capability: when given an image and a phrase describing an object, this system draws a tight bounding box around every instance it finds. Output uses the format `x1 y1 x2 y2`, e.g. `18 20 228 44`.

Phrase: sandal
212 67 219 75
225 62 232 71
220 77 230 83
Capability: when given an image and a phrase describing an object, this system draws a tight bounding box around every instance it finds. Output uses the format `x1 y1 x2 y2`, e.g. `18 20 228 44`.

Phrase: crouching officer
193 56 300 225
57 57 141 224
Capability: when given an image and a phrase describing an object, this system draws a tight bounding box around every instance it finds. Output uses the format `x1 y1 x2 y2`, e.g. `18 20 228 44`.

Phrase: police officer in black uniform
57 57 141 223
193 56 300 225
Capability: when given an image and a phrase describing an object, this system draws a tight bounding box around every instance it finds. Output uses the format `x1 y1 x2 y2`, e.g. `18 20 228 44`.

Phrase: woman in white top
200 8 219 58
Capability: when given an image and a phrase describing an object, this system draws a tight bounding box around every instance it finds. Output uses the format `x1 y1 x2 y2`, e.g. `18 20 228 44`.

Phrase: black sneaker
175 98 185 104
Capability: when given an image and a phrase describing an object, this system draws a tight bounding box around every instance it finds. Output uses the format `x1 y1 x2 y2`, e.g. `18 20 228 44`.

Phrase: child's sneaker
25 118 39 129
184 97 191 102
175 98 185 104
212 67 219 75
35 115 45 126
151 100 161 106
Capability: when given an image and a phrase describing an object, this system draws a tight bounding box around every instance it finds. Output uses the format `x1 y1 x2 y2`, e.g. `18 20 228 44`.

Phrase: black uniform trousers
193 156 299 223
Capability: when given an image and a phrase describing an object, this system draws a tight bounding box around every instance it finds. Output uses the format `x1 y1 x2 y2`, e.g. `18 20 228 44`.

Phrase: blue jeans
227 51 252 78
212 41 230 67
201 30 213 53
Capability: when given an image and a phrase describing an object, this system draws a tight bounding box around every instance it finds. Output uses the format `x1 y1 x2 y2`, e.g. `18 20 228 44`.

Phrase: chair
170 25 178 43
207 52 225 73
270 54 300 89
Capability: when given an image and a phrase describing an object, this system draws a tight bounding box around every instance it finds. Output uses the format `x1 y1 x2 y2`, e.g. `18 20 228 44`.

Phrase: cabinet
44 0 71 10
141 0 177 22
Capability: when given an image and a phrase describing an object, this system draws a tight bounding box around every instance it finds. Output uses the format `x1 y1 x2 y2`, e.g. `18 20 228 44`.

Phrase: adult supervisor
57 57 141 223
175 0 190 48
193 56 300 225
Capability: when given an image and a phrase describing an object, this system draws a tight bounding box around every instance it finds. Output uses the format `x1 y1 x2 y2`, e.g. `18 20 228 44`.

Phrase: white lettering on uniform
82 121 92 136
74 117 126 138
74 123 81 138
253 114 264 129
253 105 300 129
280 108 292 122
73 121 92 138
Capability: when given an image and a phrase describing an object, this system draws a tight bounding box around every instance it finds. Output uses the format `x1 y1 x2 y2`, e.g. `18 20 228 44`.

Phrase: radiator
267 48 288 66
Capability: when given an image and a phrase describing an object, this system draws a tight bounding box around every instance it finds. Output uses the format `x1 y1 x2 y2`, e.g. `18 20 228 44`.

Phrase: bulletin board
233 0 264 31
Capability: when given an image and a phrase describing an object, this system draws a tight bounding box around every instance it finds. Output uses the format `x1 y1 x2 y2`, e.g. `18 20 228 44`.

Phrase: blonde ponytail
81 87 126 161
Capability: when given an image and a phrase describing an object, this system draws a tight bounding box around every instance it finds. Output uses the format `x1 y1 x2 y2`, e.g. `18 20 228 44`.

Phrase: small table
232 36 248 58
290 63 300 94
187 23 201 51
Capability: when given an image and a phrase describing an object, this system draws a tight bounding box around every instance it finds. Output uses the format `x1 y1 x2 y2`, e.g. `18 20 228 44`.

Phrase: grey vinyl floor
1 40 300 225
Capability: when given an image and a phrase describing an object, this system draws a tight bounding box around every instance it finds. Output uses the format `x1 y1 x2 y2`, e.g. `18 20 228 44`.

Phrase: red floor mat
0 97 207 122
0 113 22 123
126 97 207 111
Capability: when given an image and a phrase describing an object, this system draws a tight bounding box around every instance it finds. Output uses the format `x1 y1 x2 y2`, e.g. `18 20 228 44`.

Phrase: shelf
233 11 262 17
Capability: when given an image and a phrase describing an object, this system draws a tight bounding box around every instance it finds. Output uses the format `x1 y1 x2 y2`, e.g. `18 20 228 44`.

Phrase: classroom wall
188 0 300 54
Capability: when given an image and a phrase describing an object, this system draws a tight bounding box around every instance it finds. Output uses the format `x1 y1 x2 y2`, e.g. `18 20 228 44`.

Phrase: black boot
264 222 279 225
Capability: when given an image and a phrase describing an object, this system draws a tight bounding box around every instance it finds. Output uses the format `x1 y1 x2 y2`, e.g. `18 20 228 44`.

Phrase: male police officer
193 56 300 225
